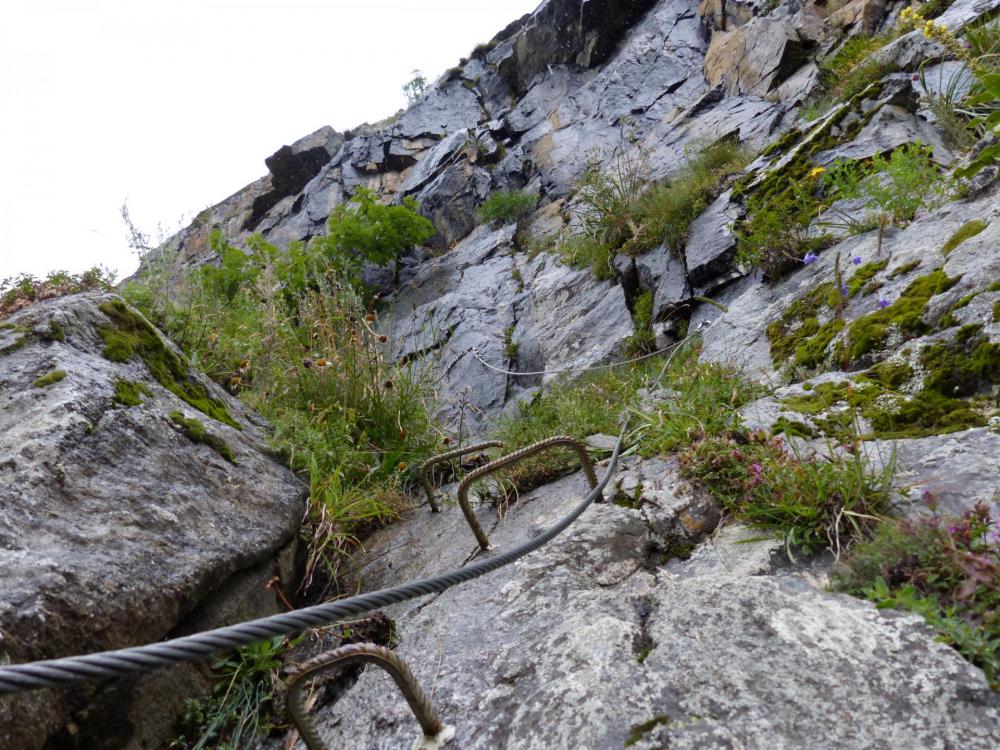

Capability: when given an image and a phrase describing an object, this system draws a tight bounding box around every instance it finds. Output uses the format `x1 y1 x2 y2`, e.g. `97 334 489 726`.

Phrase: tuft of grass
33 369 67 388
478 190 538 225
623 291 655 356
680 429 895 556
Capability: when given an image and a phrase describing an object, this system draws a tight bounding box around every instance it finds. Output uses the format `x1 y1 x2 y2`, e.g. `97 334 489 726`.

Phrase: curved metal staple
0 428 624 695
287 643 447 750
456 436 600 551
419 441 505 512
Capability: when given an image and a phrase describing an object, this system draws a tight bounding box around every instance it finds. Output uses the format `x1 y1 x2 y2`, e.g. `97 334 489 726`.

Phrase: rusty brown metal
419 441 504 512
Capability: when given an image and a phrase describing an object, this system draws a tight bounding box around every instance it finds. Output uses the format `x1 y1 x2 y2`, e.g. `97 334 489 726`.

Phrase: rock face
297 458 1000 748
0 293 306 750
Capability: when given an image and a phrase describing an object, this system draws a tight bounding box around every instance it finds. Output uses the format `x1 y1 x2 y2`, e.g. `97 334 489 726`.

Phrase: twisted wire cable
286 643 451 750
469 344 675 378
419 441 504 512
456 436 600 551
0 427 624 696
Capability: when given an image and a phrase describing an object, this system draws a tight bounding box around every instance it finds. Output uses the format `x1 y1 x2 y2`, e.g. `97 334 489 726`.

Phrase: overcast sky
0 0 539 283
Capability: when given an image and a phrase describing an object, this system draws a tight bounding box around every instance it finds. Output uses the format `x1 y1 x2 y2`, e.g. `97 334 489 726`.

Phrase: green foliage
556 234 617 281
623 291 656 357
823 143 951 224
114 379 152 407
33 369 66 388
478 190 538 225
173 636 287 749
402 69 428 104
834 502 1000 687
0 266 116 317
319 188 435 288
680 430 895 556
942 219 989 256
170 411 236 463
818 33 899 100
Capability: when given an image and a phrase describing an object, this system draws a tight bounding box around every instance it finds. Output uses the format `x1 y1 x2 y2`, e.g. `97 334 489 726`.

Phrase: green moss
887 259 921 279
44 321 66 342
625 716 672 747
845 270 960 363
920 326 1000 398
114 379 152 407
773 416 817 438
939 291 980 329
847 260 888 298
941 219 988 256
0 322 18 330
867 389 983 438
865 359 913 389
766 282 835 363
794 317 844 368
988 281 1000 293
33 369 67 388
759 127 803 158
170 411 236 463
98 300 239 429
994 300 1000 322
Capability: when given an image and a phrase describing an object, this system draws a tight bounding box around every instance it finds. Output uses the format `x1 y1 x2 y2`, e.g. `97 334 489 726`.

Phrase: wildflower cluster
836 497 1000 686
900 6 977 69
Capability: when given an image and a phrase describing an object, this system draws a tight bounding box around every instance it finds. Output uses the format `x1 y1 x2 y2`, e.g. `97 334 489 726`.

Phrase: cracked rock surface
293 457 1000 749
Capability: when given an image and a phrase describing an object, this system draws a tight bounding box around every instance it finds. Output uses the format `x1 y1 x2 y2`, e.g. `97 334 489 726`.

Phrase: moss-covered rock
98 300 239 429
33 369 67 388
169 411 236 463
941 219 988 257
114 379 152 407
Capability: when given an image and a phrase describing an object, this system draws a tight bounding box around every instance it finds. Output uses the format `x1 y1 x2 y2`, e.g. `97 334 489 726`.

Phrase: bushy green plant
478 190 538 225
556 234 617 281
318 188 435 287
824 142 950 224
680 429 895 556
834 500 1000 686
402 69 428 104
623 290 655 356
1 266 116 317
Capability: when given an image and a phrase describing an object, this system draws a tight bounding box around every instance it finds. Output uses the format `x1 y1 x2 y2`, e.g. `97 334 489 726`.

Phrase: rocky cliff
6 0 1000 747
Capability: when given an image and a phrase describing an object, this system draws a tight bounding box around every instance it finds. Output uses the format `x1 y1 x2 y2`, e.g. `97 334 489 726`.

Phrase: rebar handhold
456 435 600 551
287 643 448 750
419 441 504 512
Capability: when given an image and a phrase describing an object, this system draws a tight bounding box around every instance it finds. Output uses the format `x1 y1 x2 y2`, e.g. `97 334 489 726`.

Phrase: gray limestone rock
293 461 1000 749
703 17 811 96
0 293 306 750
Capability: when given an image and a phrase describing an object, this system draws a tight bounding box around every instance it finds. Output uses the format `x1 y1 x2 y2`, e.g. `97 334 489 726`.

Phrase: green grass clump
818 33 899 100
114 379 152 407
556 234 617 281
98 299 240 429
941 219 988 256
845 269 960 363
33 369 66 388
834 502 1000 687
679 429 894 556
623 290 655 356
45 321 66 342
478 190 538 225
170 411 236 463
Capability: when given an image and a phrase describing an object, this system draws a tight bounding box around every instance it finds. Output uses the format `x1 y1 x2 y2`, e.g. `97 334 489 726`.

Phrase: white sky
0 0 539 282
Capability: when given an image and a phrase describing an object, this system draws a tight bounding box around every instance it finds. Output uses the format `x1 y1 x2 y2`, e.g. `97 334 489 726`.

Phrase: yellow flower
808 166 827 178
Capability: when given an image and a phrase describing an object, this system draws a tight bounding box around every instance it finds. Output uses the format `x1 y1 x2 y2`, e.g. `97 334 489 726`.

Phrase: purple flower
852 255 862 265
877 298 891 309
841 284 849 298
749 462 764 487
802 252 819 265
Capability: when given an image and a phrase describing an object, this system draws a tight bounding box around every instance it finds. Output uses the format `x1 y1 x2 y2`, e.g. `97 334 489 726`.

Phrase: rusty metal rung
419 441 504 512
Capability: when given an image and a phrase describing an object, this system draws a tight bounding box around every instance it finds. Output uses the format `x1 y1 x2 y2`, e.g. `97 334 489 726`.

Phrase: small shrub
623 291 655 356
478 190 538 225
834 500 1000 686
823 143 950 224
402 69 428 103
1 266 116 317
819 33 899 100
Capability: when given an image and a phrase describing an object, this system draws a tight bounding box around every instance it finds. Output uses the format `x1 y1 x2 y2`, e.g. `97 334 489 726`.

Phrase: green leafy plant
623 290 655 356
1 266 116 317
823 143 951 224
402 69 428 104
478 190 538 226
834 500 1000 686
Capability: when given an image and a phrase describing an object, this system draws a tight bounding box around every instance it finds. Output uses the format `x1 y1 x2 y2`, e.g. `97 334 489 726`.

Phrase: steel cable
0 425 625 696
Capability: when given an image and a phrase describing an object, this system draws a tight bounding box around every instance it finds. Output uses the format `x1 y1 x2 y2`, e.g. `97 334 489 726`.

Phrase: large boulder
704 17 811 96
0 293 306 750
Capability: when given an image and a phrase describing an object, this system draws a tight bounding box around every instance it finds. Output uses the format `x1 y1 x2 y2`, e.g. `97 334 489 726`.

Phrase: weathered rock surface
294 458 1000 748
704 17 810 96
0 293 306 750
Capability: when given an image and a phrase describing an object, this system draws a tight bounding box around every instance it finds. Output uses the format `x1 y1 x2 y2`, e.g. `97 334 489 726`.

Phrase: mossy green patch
994 300 1000 322
920 325 1000 398
941 219 988 256
0 325 30 356
845 270 960 363
98 300 240 429
773 416 817 438
0 322 18 330
170 411 236 463
759 127 803 158
766 282 835 364
887 259 921 279
44 321 66 342
795 317 845 369
33 369 67 388
938 291 980 329
114 379 152 407
625 716 672 747
847 260 888 298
